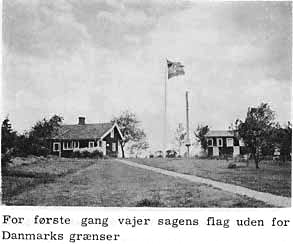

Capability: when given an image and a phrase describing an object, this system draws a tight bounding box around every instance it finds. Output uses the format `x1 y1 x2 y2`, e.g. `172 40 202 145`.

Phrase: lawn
129 158 291 197
1 156 96 202
2 157 272 207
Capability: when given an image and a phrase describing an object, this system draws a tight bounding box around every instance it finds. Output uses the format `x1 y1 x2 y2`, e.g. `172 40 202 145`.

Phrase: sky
2 0 292 152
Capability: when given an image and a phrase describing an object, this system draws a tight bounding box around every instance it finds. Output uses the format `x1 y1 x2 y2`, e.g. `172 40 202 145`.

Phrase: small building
205 130 245 158
50 117 123 158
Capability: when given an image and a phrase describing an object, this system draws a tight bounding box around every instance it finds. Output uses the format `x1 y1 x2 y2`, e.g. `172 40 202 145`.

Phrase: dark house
205 130 246 157
50 117 124 158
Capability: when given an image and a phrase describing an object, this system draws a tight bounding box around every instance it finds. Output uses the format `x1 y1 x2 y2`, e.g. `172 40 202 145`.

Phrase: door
53 142 61 157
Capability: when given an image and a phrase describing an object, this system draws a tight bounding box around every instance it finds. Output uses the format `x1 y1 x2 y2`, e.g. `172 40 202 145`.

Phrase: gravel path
117 159 291 207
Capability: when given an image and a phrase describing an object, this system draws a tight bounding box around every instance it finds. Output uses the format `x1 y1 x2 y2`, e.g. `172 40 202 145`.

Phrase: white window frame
63 141 73 150
98 140 102 147
217 138 223 147
88 141 95 148
73 141 80 149
110 129 114 138
112 142 116 152
207 138 213 147
226 138 234 147
53 142 60 152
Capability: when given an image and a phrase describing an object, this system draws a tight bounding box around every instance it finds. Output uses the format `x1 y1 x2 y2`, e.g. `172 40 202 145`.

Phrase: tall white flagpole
163 59 168 157
185 90 191 158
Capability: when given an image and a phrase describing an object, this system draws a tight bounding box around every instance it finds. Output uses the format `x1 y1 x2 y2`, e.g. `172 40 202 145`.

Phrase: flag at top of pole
167 59 185 79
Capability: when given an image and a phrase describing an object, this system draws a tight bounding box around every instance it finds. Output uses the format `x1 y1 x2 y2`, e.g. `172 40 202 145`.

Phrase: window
73 141 79 149
110 129 114 138
63 141 73 150
98 141 102 147
88 141 95 148
217 138 223 147
207 139 213 147
112 142 116 152
53 143 60 152
226 138 234 147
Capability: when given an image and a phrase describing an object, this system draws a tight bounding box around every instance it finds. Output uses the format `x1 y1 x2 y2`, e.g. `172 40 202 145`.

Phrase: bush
227 162 237 169
72 147 103 159
91 149 103 158
135 199 165 207
13 136 49 157
1 151 12 173
72 150 81 158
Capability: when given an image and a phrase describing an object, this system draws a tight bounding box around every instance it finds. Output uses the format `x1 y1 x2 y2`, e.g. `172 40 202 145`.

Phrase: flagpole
185 90 191 158
163 59 167 157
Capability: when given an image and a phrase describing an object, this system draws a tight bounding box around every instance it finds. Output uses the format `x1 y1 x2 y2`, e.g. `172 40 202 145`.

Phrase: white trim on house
73 141 79 149
217 138 223 147
100 122 124 141
63 141 73 150
88 141 95 148
53 142 60 152
226 138 234 147
98 140 102 147
112 142 116 152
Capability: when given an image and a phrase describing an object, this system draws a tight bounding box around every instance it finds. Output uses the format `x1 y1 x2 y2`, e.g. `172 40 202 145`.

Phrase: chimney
78 117 85 125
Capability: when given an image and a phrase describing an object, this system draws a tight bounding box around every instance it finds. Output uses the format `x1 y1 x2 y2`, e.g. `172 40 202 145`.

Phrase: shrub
91 149 103 159
227 162 237 169
72 147 103 159
1 151 12 173
72 150 81 158
135 199 165 207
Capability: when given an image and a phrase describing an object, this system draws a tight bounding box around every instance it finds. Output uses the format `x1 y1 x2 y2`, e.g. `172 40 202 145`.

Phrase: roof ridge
61 122 112 126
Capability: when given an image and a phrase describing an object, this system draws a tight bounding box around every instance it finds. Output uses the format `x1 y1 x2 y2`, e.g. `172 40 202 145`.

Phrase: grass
129 158 291 197
1 156 96 203
2 157 272 207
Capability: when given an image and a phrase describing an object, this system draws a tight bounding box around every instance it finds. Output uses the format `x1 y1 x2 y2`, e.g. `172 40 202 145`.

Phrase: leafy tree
194 125 209 152
1 117 17 154
129 139 149 158
1 117 17 170
233 103 276 169
174 123 186 156
28 114 63 156
111 111 146 158
272 122 292 162
29 115 63 140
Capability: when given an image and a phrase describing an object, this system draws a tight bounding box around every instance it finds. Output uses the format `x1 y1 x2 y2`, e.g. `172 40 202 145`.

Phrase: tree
111 111 146 158
233 103 275 169
272 122 292 162
194 125 209 152
29 114 63 140
28 114 63 155
174 123 186 156
1 117 17 154
1 117 17 170
129 139 149 158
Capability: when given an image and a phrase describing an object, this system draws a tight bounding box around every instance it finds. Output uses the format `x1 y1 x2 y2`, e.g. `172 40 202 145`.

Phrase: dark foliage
194 125 209 151
166 149 177 158
135 199 165 207
233 103 276 168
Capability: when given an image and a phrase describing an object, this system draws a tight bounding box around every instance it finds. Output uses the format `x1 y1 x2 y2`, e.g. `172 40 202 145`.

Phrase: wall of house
50 139 104 157
102 127 121 158
207 136 244 157
50 126 122 158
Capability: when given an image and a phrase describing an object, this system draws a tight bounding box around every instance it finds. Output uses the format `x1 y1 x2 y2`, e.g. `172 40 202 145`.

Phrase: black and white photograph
1 0 292 208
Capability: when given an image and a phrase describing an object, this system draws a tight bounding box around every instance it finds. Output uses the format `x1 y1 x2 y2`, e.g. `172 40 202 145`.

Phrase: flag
167 59 185 79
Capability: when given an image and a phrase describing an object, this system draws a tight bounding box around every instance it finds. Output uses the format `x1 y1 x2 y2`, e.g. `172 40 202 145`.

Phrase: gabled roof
205 130 234 138
52 122 115 140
